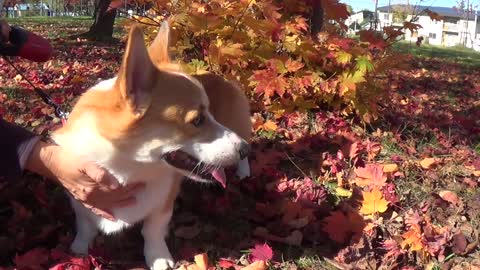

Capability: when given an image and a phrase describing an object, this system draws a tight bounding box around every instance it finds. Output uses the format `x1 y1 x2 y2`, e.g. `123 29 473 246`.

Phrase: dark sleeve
0 118 40 181
0 26 27 56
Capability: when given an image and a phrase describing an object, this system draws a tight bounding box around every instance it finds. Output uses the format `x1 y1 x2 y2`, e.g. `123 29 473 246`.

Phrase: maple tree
120 0 408 122
0 0 479 269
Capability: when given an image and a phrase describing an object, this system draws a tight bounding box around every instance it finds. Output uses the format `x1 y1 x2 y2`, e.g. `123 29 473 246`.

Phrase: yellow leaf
262 120 277 132
360 188 389 215
241 260 268 270
194 253 209 270
14 74 23 82
383 163 398 173
420 158 437 169
335 187 352 197
219 42 245 57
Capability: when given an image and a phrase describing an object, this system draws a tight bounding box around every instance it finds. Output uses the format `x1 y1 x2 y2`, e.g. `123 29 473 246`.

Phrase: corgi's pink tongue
211 168 227 188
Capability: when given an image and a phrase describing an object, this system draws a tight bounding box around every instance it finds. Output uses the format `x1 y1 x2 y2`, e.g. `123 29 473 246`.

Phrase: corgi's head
60 23 249 187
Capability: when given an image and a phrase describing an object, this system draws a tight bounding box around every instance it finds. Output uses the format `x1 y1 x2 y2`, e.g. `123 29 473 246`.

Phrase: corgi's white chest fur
52 112 178 230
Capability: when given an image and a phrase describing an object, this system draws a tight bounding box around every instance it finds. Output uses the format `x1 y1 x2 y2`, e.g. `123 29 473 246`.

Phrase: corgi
51 22 251 270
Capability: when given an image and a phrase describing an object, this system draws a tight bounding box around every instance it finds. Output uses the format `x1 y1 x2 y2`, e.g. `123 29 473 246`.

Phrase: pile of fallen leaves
0 18 479 270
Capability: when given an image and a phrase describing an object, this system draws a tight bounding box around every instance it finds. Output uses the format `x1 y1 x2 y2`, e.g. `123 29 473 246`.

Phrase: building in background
376 5 480 49
346 10 375 34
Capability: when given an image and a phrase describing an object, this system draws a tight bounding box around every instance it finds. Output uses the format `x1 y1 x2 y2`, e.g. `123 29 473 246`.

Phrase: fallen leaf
438 190 461 206
263 120 278 132
322 210 364 244
194 253 209 270
241 260 267 270
401 224 424 252
360 188 389 215
218 259 236 269
249 243 273 262
383 163 398 173
420 158 437 169
355 164 388 188
452 232 467 255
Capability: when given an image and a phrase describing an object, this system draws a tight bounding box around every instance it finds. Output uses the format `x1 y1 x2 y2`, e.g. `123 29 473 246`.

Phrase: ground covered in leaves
0 18 479 270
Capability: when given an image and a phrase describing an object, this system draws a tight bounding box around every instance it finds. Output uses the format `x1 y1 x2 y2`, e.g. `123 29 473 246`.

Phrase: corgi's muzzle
163 141 250 187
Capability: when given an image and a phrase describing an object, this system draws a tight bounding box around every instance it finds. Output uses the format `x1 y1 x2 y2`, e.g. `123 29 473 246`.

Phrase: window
384 13 389 20
429 33 437 39
444 17 459 24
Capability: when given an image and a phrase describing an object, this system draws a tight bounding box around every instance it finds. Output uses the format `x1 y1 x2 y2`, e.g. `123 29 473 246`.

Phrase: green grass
392 41 480 67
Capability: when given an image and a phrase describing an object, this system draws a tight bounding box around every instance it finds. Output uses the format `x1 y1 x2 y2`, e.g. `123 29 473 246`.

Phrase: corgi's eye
191 114 205 127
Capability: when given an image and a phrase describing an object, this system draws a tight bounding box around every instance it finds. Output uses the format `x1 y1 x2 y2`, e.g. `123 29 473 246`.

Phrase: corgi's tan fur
52 22 251 270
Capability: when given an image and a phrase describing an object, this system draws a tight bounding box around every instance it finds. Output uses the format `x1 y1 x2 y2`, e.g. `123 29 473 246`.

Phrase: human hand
26 141 145 220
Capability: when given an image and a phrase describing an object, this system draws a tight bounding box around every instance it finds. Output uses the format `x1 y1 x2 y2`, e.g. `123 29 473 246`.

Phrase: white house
346 10 375 34
377 5 480 49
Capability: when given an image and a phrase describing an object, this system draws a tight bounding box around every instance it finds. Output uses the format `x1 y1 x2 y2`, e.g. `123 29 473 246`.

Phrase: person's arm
0 118 40 181
0 20 52 62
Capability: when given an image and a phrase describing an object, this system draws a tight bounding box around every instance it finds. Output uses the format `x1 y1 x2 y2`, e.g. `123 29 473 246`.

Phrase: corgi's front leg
70 208 99 254
142 208 174 270
236 158 251 179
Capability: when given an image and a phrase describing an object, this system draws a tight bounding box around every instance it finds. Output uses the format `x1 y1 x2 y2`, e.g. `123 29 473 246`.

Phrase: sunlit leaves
359 188 389 215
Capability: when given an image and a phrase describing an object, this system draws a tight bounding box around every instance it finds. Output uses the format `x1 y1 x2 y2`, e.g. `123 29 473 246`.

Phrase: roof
378 5 478 20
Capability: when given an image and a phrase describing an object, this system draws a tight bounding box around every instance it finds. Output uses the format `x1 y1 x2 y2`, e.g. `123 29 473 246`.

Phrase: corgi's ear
148 21 171 65
117 25 156 117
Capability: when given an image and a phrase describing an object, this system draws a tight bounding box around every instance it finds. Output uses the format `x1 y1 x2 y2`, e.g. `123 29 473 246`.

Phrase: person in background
0 19 143 220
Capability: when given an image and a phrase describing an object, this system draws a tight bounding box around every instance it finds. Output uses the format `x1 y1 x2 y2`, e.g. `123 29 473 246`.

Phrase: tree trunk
82 0 116 40
311 0 324 36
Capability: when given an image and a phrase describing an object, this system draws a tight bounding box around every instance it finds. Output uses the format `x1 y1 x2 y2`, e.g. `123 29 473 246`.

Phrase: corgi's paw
236 158 251 180
151 258 175 270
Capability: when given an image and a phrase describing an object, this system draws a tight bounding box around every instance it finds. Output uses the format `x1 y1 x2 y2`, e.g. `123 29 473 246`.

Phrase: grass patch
295 255 330 269
392 41 480 68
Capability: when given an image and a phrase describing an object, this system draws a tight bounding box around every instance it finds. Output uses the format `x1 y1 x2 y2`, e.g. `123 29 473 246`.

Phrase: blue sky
341 0 471 12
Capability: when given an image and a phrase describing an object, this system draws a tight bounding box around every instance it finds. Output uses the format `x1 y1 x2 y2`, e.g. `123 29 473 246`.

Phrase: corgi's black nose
239 142 251 160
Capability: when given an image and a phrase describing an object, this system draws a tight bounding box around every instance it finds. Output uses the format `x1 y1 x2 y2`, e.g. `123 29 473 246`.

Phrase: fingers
113 197 137 208
83 203 115 221
83 162 120 189
116 183 145 201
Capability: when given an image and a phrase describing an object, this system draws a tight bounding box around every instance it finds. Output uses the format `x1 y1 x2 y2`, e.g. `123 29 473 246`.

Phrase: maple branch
229 0 255 38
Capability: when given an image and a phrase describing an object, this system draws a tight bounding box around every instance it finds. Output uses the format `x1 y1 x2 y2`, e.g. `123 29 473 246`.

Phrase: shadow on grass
392 41 480 68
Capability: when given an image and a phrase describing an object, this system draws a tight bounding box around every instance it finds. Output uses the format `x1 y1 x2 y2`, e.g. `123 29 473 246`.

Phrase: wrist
25 140 60 181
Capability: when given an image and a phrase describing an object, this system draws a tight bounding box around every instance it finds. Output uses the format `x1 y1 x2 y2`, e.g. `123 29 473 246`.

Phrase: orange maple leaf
360 188 389 215
322 210 364 244
354 164 387 188
262 120 278 132
285 59 304 73
401 224 425 252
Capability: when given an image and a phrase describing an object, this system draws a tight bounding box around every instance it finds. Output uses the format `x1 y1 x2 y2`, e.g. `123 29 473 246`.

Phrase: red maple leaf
249 243 274 262
358 30 387 50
